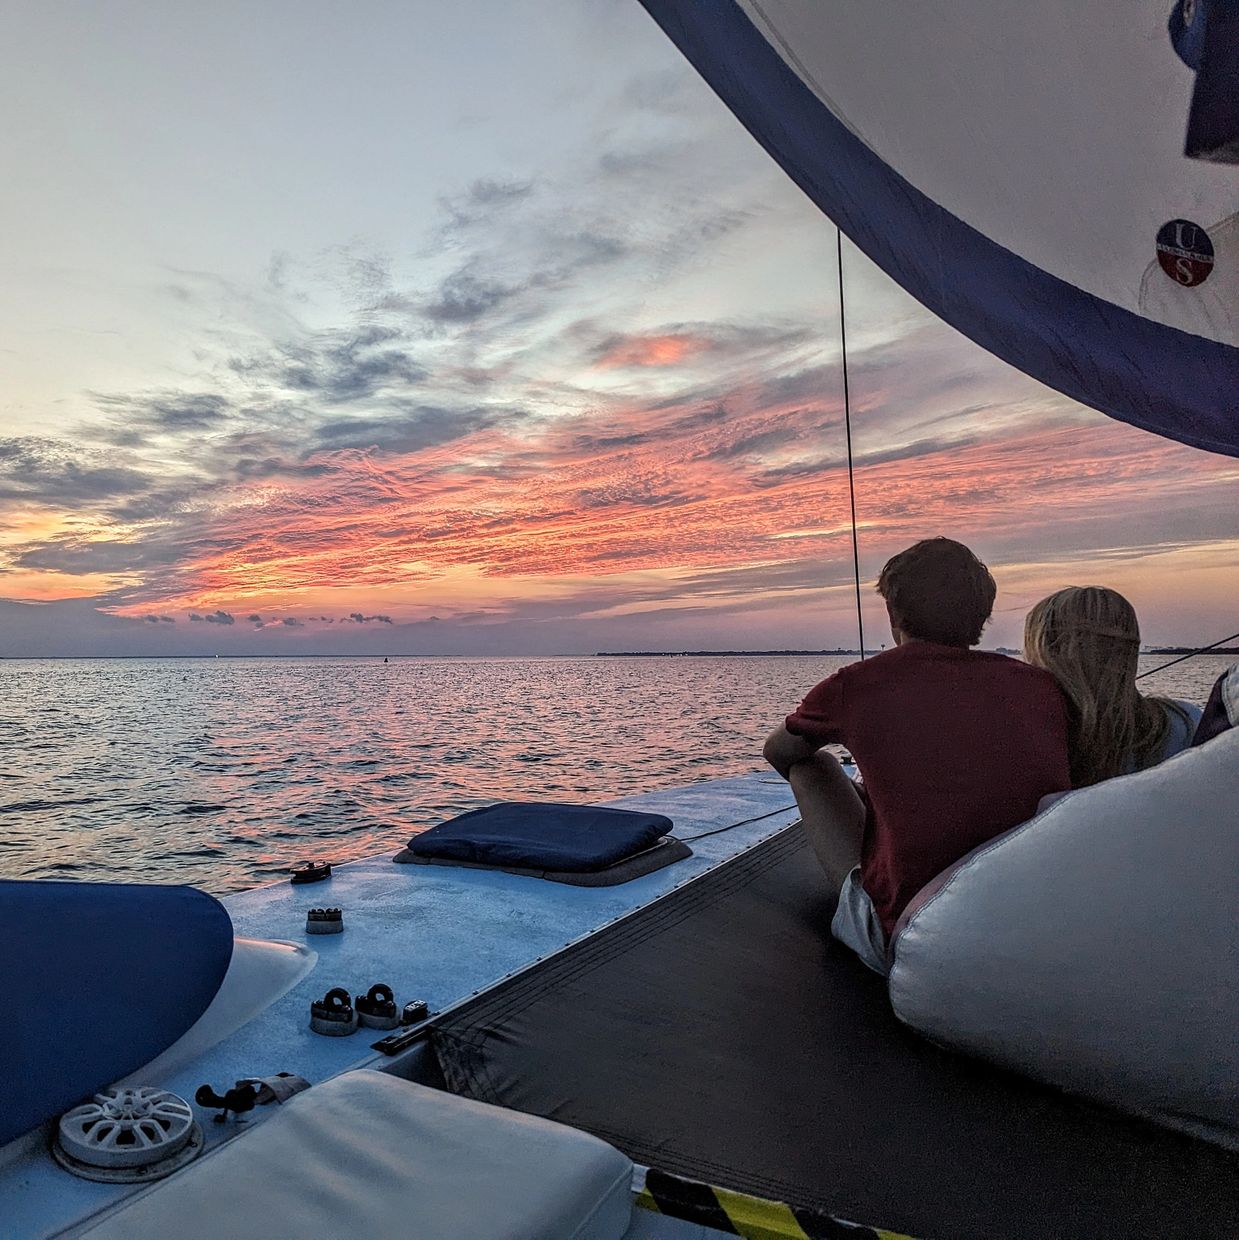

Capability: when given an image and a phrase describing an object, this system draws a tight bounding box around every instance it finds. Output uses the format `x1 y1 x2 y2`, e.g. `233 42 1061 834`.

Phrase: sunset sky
3 0 1238 657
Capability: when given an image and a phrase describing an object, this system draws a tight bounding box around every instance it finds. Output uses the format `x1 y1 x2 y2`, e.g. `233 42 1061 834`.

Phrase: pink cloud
594 333 711 369
104 376 1238 625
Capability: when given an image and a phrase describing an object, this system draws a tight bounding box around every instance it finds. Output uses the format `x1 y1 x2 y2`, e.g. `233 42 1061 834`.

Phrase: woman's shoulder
1160 698 1203 755
1164 697 1203 726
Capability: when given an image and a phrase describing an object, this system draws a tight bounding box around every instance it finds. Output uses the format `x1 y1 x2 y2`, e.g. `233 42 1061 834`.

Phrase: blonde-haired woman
1024 586 1201 788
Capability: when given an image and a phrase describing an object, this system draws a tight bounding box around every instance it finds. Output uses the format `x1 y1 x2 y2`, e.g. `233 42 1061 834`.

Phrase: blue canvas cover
0 881 234 1147
408 802 673 872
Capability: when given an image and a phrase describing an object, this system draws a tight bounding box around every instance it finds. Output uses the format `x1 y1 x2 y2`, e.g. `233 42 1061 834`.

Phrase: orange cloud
594 334 710 369
101 380 1239 634
0 568 126 601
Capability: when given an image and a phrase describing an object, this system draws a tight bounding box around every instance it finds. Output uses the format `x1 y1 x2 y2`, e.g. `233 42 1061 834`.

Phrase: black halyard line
676 802 796 841
838 228 866 660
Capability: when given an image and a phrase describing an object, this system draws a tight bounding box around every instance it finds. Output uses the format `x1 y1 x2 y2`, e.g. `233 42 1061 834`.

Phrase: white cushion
78 1070 633 1240
889 730 1239 1149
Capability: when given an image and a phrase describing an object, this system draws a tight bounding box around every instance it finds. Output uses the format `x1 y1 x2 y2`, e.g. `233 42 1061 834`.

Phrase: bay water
1 653 1230 894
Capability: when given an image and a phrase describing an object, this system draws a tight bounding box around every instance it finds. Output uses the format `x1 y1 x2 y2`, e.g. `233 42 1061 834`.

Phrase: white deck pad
75 1070 634 1240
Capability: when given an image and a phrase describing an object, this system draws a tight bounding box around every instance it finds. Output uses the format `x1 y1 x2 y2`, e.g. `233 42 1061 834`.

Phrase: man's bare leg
788 749 865 892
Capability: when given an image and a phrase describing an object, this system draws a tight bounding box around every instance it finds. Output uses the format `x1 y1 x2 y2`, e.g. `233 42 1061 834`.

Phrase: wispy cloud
2 51 1236 656
0 438 151 506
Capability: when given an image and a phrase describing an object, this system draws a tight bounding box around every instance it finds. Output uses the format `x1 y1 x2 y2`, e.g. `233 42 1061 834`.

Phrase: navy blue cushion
0 881 233 1146
409 802 673 872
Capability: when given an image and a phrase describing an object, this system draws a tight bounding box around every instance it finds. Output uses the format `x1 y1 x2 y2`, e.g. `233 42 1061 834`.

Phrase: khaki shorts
831 867 889 975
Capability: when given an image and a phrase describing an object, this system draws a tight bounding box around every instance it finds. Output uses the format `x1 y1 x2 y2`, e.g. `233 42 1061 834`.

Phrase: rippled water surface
0 653 1230 893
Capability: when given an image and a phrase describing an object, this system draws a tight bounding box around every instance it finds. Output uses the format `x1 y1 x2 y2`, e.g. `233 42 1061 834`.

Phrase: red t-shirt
785 641 1070 938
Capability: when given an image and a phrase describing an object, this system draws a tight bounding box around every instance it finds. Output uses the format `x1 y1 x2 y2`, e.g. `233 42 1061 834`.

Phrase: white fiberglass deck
2 772 801 1239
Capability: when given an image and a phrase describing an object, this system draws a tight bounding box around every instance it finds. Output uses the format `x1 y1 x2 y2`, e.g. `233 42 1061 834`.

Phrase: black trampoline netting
431 828 1239 1239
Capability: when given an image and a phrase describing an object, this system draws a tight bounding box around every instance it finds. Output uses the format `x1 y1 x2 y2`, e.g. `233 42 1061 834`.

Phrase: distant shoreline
596 649 863 657
597 646 1239 658
1147 646 1239 655
1 647 1235 661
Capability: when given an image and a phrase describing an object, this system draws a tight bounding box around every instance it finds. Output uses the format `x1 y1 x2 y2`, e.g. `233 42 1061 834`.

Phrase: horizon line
2 645 1235 661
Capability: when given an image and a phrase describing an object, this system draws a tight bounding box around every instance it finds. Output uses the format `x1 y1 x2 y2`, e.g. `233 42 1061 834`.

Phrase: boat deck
2 773 799 1238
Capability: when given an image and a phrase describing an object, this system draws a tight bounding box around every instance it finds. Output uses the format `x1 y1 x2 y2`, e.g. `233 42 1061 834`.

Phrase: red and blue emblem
1156 219 1215 286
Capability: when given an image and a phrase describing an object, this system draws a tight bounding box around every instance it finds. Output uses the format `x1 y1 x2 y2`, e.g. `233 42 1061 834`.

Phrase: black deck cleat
309 987 358 1036
356 983 400 1030
290 859 332 885
194 1081 260 1123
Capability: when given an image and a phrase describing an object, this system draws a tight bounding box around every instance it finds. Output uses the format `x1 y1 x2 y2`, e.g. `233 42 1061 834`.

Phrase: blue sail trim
640 0 1239 458
0 881 234 1146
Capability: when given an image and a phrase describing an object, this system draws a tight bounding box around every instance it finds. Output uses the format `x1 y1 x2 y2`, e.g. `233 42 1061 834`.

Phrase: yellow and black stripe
635 1168 916 1240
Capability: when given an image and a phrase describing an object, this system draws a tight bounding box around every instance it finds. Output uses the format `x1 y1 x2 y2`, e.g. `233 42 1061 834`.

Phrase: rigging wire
837 228 865 659
676 803 797 842
1134 630 1239 681
676 756 858 842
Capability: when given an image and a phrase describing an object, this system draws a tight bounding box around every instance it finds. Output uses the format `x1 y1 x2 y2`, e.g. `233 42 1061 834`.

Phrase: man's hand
763 724 821 781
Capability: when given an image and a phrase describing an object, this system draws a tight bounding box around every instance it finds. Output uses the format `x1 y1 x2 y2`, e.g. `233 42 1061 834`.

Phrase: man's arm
763 724 822 780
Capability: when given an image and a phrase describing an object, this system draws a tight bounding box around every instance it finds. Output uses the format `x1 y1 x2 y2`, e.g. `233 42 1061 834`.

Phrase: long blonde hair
1024 586 1184 787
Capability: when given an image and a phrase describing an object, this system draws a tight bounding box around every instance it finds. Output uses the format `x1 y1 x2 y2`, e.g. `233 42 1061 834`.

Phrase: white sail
641 1 1239 456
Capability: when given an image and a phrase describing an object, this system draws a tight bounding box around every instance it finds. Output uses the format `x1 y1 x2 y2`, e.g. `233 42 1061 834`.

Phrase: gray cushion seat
889 728 1239 1149
78 1069 633 1239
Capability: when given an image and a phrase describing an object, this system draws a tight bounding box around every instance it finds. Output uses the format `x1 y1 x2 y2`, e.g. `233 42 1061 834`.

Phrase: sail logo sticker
1156 219 1215 286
